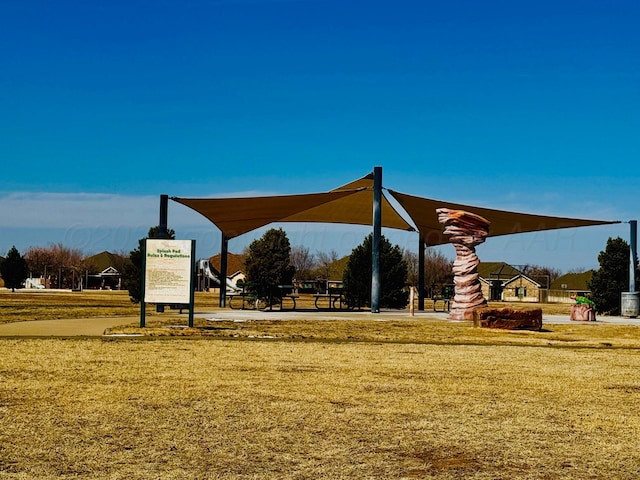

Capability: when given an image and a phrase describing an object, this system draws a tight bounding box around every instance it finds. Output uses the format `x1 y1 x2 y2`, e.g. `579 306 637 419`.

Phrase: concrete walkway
202 309 639 325
0 316 139 337
0 309 637 337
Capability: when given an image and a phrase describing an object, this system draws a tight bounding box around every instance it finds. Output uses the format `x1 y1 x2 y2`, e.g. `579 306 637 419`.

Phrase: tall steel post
156 194 170 313
219 233 229 308
418 236 425 310
622 220 639 318
630 220 637 292
158 194 170 239
371 166 382 313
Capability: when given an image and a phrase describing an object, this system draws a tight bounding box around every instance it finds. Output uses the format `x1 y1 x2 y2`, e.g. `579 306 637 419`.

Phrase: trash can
621 292 639 318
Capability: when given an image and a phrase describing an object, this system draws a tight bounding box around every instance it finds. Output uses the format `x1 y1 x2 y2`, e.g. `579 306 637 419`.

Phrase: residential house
549 270 593 303
84 251 125 290
501 274 542 302
205 253 246 292
477 262 543 303
478 262 522 301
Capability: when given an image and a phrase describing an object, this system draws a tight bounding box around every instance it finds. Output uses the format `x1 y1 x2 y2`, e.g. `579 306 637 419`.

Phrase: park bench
433 297 451 312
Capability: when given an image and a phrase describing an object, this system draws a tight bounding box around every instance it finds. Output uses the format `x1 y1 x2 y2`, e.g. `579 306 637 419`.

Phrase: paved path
202 309 638 325
0 310 637 337
0 316 139 337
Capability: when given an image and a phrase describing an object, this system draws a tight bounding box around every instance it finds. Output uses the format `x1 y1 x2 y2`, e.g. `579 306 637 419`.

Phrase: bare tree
316 250 339 281
24 246 55 277
290 246 316 281
424 248 454 297
402 248 419 286
24 244 85 289
521 264 562 289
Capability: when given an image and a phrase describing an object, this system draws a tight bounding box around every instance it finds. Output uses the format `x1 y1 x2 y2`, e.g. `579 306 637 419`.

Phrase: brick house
477 262 542 302
549 270 593 303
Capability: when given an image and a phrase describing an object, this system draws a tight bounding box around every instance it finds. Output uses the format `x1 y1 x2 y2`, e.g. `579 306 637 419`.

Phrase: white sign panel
144 239 193 304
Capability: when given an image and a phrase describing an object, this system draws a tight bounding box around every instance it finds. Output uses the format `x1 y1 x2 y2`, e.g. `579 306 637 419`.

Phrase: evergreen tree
1 246 29 292
588 237 630 315
343 234 409 309
244 228 295 298
124 227 175 303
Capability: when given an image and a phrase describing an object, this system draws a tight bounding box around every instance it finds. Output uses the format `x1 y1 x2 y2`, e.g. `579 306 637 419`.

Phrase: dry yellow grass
109 316 640 350
0 289 572 324
0 290 220 325
1 337 640 479
0 290 139 324
2 290 640 478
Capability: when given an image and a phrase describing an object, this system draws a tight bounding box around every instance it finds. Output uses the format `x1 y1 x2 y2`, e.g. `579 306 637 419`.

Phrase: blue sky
1 0 638 272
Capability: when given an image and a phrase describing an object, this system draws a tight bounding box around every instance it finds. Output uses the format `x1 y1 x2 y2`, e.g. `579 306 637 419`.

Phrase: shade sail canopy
172 171 618 243
388 189 620 246
172 190 360 239
278 174 413 231
171 174 413 239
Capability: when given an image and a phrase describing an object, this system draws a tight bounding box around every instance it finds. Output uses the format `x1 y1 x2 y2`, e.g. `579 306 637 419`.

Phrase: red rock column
437 208 491 320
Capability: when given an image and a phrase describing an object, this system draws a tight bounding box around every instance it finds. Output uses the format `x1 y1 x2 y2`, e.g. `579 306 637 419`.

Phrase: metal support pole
630 220 637 292
155 194 170 312
371 166 382 313
188 240 196 327
158 194 170 239
418 236 425 310
219 233 229 308
140 240 147 327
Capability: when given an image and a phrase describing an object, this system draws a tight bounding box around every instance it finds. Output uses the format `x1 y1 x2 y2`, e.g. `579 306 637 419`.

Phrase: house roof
209 252 246 276
85 251 124 274
502 274 541 287
477 262 523 280
551 271 594 291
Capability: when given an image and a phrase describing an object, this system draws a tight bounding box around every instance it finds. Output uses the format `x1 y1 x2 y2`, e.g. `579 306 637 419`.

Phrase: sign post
140 239 196 327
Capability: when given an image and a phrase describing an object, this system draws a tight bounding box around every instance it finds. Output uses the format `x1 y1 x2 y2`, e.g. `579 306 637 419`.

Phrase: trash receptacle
621 292 639 318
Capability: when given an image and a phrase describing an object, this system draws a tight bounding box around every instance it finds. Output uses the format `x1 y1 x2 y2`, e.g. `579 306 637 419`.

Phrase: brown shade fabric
280 174 413 231
172 190 359 239
172 173 414 239
388 189 619 246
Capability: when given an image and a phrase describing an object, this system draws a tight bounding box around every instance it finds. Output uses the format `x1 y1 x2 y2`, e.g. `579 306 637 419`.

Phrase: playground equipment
196 259 242 293
24 278 45 289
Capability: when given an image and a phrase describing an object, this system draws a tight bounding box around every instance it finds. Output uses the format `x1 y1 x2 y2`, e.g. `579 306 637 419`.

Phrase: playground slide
25 278 45 289
199 260 242 292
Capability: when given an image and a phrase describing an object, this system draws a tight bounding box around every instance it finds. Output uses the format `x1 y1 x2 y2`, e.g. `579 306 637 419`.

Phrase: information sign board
144 239 194 304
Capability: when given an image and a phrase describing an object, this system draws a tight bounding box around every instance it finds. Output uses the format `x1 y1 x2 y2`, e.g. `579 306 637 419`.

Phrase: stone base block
473 308 543 331
570 304 596 321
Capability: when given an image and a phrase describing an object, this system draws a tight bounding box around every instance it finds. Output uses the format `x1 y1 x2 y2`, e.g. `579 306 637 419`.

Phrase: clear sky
1 0 638 272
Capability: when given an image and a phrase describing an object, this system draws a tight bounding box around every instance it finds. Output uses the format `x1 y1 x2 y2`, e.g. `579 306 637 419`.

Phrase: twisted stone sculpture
437 208 490 320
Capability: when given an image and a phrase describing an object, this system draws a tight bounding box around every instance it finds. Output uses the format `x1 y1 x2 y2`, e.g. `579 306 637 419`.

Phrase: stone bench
473 307 542 331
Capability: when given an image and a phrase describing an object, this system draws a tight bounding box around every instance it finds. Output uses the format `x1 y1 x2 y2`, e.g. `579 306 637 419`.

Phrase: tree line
1 229 637 314
0 243 130 291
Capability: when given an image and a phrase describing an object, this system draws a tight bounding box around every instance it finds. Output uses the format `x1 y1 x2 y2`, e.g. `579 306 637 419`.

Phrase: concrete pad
0 316 139 337
0 310 638 337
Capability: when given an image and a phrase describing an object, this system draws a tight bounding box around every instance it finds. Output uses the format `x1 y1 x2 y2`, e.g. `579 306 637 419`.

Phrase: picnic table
227 289 259 310
273 285 299 311
313 290 344 310
313 286 362 310
228 284 299 310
